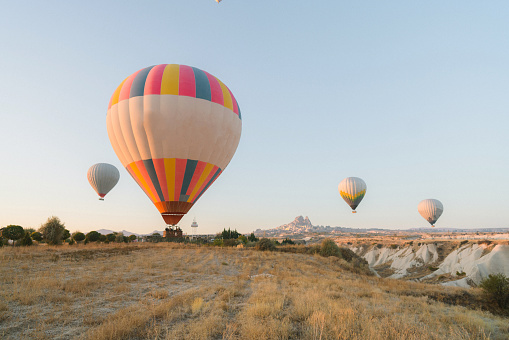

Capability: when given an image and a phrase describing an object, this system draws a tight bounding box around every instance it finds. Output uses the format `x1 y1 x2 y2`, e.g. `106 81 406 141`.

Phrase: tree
31 232 43 242
72 232 85 242
129 235 137 242
248 233 258 242
221 228 240 240
479 273 509 310
99 234 107 242
106 233 116 242
2 225 25 246
282 238 295 245
62 229 71 241
86 231 101 242
319 239 341 258
19 231 33 246
255 238 275 251
39 216 66 245
238 235 248 244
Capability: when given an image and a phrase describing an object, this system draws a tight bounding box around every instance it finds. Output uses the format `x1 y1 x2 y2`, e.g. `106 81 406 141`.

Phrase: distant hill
95 229 161 237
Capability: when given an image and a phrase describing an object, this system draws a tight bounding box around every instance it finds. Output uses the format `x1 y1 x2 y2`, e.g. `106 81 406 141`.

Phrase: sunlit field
1 243 508 339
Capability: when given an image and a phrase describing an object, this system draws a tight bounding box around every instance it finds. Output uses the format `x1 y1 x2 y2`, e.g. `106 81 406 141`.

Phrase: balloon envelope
418 199 443 227
338 177 366 212
87 163 120 200
106 64 242 225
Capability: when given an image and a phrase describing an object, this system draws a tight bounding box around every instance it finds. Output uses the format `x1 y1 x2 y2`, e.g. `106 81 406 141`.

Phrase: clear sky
1 1 508 235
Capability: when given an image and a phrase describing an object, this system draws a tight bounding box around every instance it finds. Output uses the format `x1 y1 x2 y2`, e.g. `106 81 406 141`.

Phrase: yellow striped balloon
338 177 366 213
418 199 443 227
106 64 242 225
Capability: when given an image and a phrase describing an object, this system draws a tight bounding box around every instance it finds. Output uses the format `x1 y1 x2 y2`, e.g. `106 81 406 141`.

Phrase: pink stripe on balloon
204 72 224 105
119 69 141 102
144 64 167 95
178 65 196 97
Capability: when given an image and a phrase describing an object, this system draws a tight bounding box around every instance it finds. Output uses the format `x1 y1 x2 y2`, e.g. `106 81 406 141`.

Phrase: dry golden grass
0 242 507 339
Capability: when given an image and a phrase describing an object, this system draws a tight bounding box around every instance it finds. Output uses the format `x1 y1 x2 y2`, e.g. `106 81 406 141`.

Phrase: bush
72 232 85 242
86 231 101 242
39 216 66 245
281 238 295 245
479 273 509 310
2 225 25 245
31 232 43 242
429 266 439 272
255 238 275 251
19 231 33 246
223 239 238 247
248 233 258 242
213 239 223 246
390 244 398 249
307 245 321 255
320 239 341 258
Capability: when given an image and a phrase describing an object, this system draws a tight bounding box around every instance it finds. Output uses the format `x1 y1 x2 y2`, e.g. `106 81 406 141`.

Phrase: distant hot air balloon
106 64 242 225
418 199 443 227
215 0 222 3
87 163 120 200
338 177 366 213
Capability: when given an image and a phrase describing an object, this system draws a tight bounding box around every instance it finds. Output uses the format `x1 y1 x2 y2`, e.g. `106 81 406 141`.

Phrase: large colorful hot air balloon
106 64 242 225
87 163 120 200
418 199 443 227
338 177 366 213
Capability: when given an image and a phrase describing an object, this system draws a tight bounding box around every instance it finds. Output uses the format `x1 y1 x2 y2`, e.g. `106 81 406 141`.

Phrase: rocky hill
349 240 509 288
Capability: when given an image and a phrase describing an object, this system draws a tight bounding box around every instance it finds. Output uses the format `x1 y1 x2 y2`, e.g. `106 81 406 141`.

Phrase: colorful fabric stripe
126 158 223 207
340 190 366 207
108 64 241 119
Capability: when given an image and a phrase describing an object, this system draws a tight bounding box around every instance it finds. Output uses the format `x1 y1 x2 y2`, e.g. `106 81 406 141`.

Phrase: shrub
223 239 238 247
2 225 25 246
213 239 223 246
72 232 85 242
319 239 341 258
479 273 509 310
390 244 398 249
255 238 275 251
338 247 356 262
86 231 101 242
106 233 116 242
281 238 295 245
39 216 66 245
456 271 466 276
459 240 468 246
19 231 33 246
307 245 321 255
429 266 439 272
128 235 137 242
31 232 43 242
62 229 71 241
248 232 258 242
376 243 383 249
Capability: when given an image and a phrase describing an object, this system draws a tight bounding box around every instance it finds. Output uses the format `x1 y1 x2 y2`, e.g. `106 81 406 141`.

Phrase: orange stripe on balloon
127 163 157 203
188 163 214 202
134 160 160 203
160 64 179 95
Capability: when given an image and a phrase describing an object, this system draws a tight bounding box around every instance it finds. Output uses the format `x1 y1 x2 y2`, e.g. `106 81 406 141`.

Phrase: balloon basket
99 198 104 201
352 211 357 214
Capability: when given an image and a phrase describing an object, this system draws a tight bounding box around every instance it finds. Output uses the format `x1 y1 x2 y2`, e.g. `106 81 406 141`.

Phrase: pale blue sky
1 1 508 234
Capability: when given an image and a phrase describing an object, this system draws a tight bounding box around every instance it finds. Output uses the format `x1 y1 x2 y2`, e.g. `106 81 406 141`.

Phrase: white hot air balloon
418 199 443 227
87 163 120 200
338 177 367 213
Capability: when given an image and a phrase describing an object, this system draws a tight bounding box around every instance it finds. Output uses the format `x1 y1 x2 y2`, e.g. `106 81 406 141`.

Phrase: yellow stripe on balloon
217 78 233 110
340 190 365 201
130 162 158 203
164 158 176 201
110 78 127 108
188 163 215 202
160 64 180 95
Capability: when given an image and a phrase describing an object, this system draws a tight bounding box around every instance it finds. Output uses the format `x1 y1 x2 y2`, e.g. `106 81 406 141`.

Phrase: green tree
129 235 137 242
2 225 25 246
106 233 116 242
19 231 33 246
221 228 240 240
479 273 509 310
86 231 101 242
248 233 259 242
31 232 43 242
238 235 248 244
319 239 341 258
62 229 71 241
281 238 295 245
99 234 107 242
72 232 85 242
255 238 275 251
39 216 66 245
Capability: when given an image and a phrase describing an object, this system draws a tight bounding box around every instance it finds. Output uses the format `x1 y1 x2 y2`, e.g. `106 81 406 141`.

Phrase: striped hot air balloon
418 199 443 227
87 163 120 200
106 64 242 225
338 177 367 213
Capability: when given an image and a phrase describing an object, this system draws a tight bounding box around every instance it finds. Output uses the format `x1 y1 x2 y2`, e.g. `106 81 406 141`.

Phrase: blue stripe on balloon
130 66 155 98
180 160 198 198
143 159 165 202
192 67 211 101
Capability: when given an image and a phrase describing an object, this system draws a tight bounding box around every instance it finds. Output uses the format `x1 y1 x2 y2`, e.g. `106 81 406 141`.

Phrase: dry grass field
1 243 508 340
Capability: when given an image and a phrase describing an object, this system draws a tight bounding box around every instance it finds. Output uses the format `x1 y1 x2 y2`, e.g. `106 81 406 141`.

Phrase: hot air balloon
87 163 120 200
338 177 366 213
418 199 443 227
106 64 242 226
215 0 222 3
